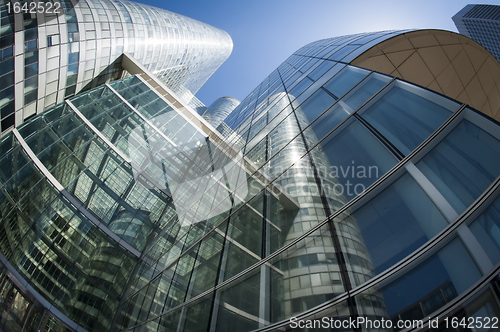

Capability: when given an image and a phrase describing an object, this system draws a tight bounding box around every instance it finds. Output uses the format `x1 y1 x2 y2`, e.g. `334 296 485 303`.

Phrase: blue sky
134 0 500 107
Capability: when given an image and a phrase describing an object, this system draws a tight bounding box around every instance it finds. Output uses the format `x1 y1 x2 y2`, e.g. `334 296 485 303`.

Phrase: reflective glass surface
418 114 500 214
469 195 500 265
2 29 500 332
360 81 460 155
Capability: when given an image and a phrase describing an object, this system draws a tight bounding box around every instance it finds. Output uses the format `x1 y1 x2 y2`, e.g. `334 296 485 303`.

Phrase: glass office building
453 4 500 62
1 8 500 332
0 0 232 134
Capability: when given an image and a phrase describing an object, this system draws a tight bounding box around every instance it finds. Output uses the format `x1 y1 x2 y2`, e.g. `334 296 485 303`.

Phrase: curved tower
202 97 241 129
0 0 232 134
213 29 500 330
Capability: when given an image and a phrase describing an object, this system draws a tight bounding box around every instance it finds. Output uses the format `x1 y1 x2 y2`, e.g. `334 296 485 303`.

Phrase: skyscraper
453 4 500 62
1 3 500 331
202 97 240 128
0 0 232 135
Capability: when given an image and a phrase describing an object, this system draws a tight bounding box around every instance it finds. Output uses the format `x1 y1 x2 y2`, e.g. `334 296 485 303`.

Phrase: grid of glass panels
453 4 500 62
0 73 263 331
116 34 500 332
0 0 16 132
0 130 137 331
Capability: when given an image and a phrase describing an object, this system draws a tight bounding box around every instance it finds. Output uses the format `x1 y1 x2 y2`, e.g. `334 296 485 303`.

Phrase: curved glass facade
349 29 500 122
0 0 232 134
115 32 500 332
202 97 241 129
1 29 500 332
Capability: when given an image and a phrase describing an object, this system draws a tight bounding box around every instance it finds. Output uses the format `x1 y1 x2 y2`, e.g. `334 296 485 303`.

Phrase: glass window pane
417 115 500 214
246 137 267 168
1 114 14 131
342 72 391 111
309 60 335 81
68 52 79 64
293 64 346 107
337 172 449 279
311 119 398 204
181 294 213 331
308 102 351 140
217 269 261 331
328 44 359 61
24 89 37 105
356 237 481 324
0 57 14 76
469 196 500 265
187 232 225 300
435 287 500 332
297 88 336 123
360 81 459 155
289 77 313 100
323 65 369 98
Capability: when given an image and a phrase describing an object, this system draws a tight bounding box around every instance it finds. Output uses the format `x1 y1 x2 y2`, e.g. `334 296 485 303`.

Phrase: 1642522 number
6 1 62 14
444 316 499 329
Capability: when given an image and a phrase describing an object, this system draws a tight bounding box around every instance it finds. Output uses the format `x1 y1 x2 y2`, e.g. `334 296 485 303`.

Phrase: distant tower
453 4 500 62
202 97 241 128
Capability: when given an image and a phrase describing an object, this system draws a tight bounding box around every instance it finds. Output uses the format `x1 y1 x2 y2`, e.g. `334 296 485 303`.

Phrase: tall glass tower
202 97 241 128
0 0 232 134
1 8 500 331
453 4 500 62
